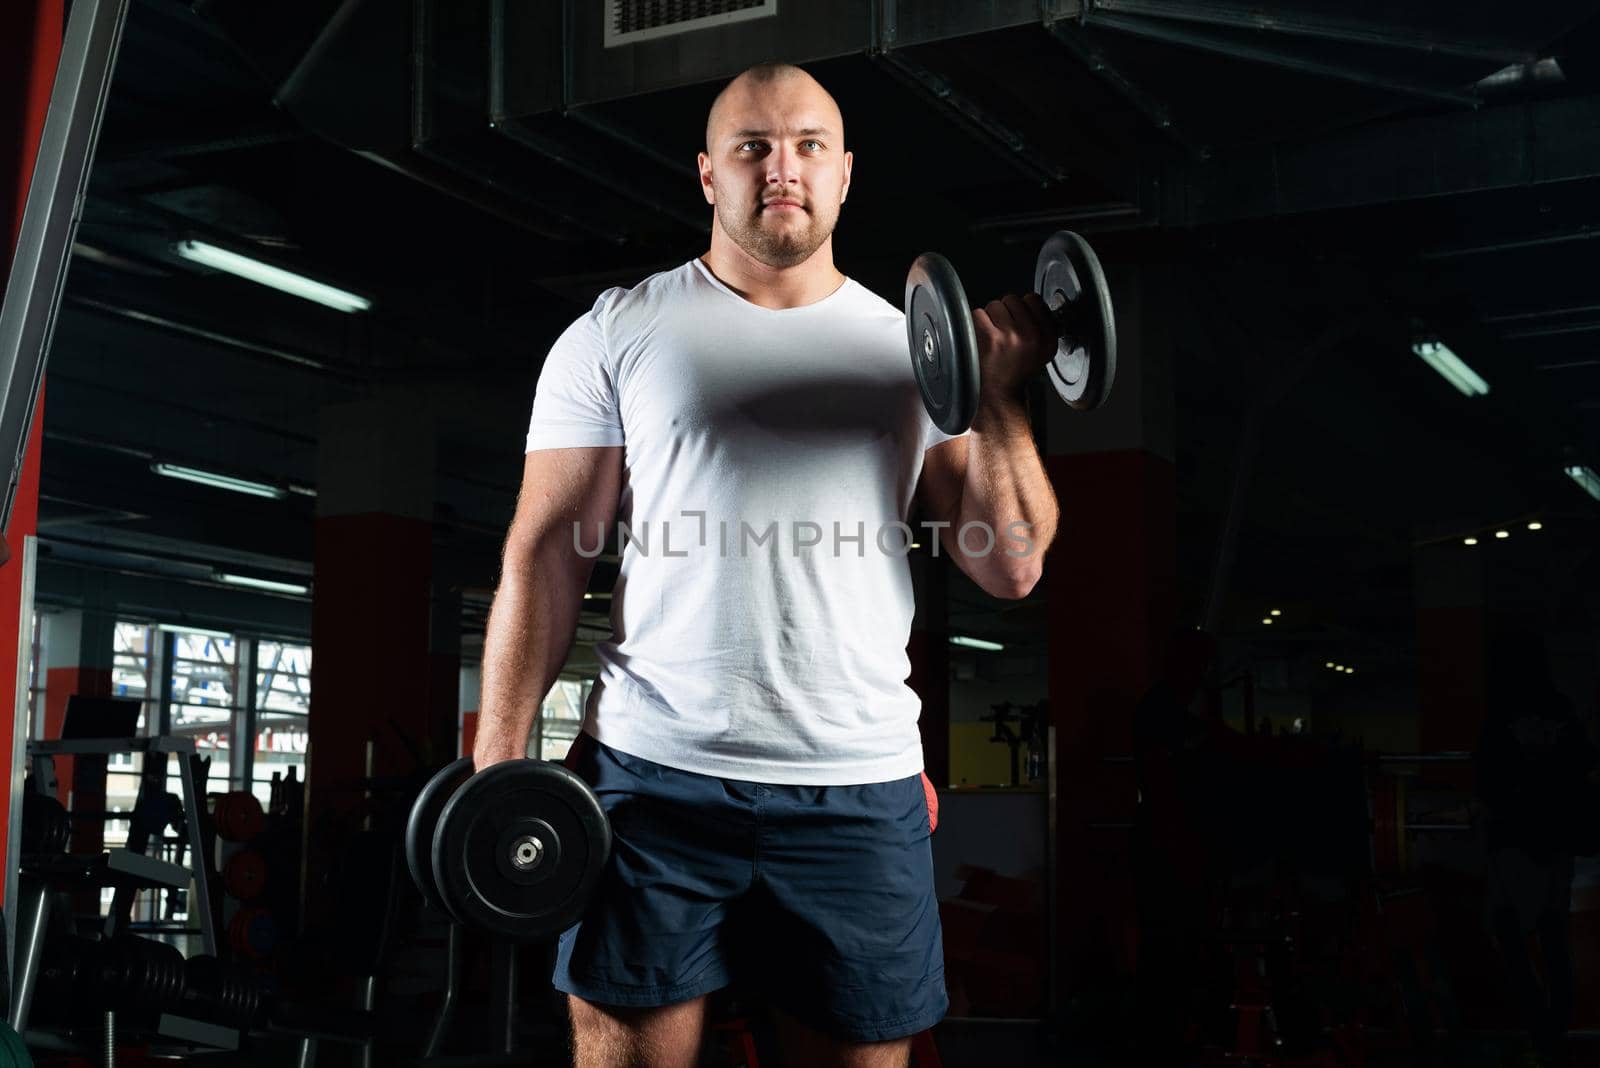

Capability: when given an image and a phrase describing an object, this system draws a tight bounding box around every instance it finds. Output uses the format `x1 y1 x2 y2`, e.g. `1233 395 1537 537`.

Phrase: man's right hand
472 732 529 772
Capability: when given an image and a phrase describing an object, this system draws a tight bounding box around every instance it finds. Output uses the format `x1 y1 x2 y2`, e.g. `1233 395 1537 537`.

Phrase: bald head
704 63 843 154
697 62 853 270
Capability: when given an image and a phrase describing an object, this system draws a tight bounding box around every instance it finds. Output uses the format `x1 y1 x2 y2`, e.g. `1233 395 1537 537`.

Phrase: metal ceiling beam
35 557 311 638
969 202 1144 239
1043 19 1192 151
65 294 362 381
100 124 303 164
1485 302 1600 323
868 51 1068 189
1160 93 1600 225
1083 0 1536 65
1081 10 1483 108
490 120 709 235
1502 321 1600 341
564 109 699 181
1421 227 1600 260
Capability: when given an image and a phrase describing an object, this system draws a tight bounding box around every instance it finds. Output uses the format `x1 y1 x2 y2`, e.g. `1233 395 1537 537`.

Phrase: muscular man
475 62 1059 1068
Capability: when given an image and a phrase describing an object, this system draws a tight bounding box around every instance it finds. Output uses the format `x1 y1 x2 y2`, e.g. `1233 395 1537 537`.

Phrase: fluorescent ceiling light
1494 530 1509 539
216 572 310 595
1566 464 1600 503
1261 618 1274 624
1269 609 1281 616
1411 340 1489 397
157 622 233 640
1464 536 1478 546
949 635 1004 651
175 239 371 313
151 462 285 499
1527 521 1542 531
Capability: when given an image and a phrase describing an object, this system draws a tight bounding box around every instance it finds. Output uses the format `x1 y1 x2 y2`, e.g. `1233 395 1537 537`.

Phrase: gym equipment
33 933 262 1032
903 229 1117 434
904 253 980 436
1035 230 1117 412
410 758 612 941
0 1020 30 1066
404 756 474 916
20 789 70 854
227 907 277 959
222 849 266 900
213 790 264 842
180 954 263 1029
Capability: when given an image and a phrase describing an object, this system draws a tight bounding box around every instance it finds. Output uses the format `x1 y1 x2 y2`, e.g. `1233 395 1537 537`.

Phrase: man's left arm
917 293 1059 600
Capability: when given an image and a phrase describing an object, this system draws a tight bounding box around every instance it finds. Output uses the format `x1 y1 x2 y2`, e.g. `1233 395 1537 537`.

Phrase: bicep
506 447 623 572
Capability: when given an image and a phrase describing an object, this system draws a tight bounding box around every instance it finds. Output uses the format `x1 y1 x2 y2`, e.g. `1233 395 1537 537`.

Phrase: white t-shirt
525 258 956 784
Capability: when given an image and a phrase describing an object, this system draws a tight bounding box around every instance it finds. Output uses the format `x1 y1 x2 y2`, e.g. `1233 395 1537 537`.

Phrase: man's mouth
763 198 804 212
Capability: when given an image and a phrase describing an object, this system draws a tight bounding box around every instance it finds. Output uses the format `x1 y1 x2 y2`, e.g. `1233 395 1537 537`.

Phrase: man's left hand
972 292 1057 405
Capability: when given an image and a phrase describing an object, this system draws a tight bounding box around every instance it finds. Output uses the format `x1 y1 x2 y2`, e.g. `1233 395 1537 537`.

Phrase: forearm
951 393 1058 597
474 539 587 767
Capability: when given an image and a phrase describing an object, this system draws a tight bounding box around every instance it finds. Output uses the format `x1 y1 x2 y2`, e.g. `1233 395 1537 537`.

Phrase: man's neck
700 233 846 310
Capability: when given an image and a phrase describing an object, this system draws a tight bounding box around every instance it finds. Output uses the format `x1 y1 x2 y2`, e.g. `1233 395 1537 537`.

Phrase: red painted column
305 395 437 921
0 0 61 909
1414 544 1486 769
1044 265 1180 996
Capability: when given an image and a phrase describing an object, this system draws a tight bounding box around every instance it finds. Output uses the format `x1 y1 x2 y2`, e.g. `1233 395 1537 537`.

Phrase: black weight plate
904 252 980 435
405 756 474 916
1034 230 1117 411
432 759 612 943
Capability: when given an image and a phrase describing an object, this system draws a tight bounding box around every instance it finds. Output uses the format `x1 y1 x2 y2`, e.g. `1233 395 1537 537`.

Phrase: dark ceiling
32 0 1600 682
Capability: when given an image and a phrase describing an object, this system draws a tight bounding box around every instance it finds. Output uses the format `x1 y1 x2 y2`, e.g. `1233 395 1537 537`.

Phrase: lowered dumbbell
905 229 1117 434
405 757 611 942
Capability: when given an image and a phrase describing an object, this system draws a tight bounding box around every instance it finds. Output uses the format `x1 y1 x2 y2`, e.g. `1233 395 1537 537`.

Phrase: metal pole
239 638 257 792
0 0 130 535
490 940 518 1054
4 537 35 974
7 876 47 1029
174 746 218 955
422 921 463 1056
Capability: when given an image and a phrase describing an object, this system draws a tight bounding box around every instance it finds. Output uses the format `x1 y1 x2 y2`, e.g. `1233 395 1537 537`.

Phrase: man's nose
766 144 801 186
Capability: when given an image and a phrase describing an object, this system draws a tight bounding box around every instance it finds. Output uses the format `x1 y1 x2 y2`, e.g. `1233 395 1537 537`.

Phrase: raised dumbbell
405 757 611 942
904 229 1118 434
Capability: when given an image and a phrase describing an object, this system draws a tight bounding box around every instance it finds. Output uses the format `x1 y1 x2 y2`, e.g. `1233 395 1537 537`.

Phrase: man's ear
697 152 715 205
841 149 853 204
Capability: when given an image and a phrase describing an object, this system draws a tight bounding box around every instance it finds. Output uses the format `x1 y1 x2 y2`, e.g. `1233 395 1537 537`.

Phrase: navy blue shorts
552 734 948 1043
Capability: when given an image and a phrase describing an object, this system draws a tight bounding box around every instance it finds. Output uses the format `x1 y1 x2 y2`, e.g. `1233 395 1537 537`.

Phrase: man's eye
738 141 766 152
802 140 823 151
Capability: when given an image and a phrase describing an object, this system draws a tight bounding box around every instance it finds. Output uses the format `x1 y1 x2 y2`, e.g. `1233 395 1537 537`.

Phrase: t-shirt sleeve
525 289 626 452
922 413 967 452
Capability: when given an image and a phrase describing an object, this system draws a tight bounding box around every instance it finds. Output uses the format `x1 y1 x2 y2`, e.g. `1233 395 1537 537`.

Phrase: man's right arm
474 446 622 769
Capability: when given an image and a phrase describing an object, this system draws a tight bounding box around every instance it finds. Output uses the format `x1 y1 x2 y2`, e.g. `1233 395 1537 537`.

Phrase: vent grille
604 0 779 48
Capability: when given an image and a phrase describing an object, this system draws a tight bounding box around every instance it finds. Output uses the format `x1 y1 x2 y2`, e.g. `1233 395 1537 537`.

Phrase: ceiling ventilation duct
603 0 780 48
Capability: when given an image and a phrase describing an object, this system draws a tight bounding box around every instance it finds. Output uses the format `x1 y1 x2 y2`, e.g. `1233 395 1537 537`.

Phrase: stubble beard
714 184 839 269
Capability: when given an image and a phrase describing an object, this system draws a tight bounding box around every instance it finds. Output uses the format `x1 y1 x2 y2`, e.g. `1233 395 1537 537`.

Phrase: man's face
698 77 853 269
